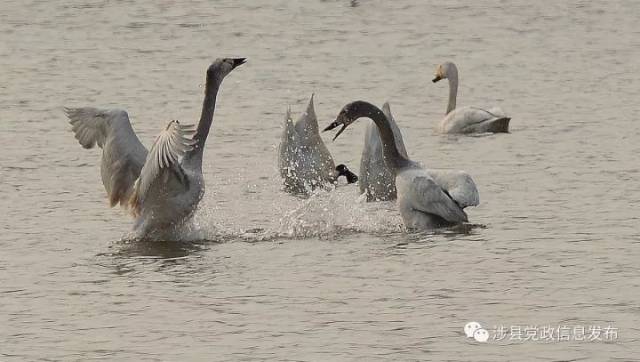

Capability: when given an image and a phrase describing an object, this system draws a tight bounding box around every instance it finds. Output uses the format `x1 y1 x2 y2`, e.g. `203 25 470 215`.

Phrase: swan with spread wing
325 101 479 230
278 95 358 194
65 58 246 237
359 102 478 206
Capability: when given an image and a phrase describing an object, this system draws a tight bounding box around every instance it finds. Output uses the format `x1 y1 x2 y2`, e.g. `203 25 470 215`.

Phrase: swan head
207 58 247 79
323 101 374 141
432 61 456 83
335 164 358 184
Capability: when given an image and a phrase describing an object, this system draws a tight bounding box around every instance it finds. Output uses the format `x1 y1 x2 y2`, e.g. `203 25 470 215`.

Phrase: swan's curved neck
356 102 411 172
446 66 458 115
187 73 222 167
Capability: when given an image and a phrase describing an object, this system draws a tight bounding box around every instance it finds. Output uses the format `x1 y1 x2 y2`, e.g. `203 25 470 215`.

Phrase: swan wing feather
360 102 408 199
443 106 508 133
65 107 148 207
278 108 301 181
399 170 468 223
382 102 409 158
290 95 336 187
426 169 480 208
129 120 195 214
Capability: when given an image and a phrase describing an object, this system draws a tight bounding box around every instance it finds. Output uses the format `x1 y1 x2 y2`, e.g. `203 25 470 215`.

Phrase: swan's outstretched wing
442 106 510 133
295 94 334 164
294 94 318 138
278 107 300 181
129 121 196 215
398 170 468 223
65 107 148 207
292 94 336 186
382 102 409 158
360 102 409 200
426 169 479 208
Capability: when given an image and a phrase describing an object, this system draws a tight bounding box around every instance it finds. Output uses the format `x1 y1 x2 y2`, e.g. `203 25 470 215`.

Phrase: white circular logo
473 328 489 342
464 321 482 338
464 321 489 342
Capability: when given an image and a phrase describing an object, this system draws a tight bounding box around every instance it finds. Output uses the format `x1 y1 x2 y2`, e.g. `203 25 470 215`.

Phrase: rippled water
2 0 639 360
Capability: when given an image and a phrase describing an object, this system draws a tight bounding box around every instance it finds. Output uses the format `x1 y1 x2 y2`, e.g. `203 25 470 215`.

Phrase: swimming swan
433 62 510 134
325 101 479 229
359 102 478 205
65 58 246 237
278 94 357 194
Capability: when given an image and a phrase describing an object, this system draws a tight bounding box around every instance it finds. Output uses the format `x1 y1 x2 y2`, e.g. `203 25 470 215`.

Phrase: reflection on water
2 0 639 360
104 239 210 260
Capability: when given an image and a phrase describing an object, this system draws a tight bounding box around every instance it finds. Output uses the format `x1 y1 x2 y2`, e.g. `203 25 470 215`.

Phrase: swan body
439 106 510 134
325 101 479 230
66 58 246 237
433 62 510 134
278 95 357 194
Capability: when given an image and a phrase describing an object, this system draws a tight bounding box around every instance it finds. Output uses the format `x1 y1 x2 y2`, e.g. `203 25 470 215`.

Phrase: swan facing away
433 62 511 134
278 95 357 194
66 58 246 238
325 101 479 230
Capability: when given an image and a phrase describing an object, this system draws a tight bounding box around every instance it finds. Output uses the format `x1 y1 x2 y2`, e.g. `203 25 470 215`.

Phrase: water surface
1 0 639 360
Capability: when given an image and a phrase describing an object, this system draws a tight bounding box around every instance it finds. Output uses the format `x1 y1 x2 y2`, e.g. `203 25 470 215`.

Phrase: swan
278 94 358 194
324 101 479 230
360 102 478 205
433 62 511 134
65 58 246 237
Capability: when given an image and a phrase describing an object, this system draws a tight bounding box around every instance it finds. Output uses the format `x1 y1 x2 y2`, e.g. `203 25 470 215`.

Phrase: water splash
122 184 404 243
276 187 403 238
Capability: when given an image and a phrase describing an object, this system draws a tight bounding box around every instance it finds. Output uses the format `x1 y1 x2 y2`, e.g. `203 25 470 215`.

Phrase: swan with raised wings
278 94 357 194
359 102 478 205
65 58 246 237
325 101 479 229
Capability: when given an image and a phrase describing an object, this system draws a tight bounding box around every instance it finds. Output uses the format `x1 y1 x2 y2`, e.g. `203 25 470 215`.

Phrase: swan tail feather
486 117 511 133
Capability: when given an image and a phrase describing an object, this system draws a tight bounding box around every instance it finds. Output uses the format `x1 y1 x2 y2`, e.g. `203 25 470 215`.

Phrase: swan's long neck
187 73 221 167
357 102 411 172
446 66 459 115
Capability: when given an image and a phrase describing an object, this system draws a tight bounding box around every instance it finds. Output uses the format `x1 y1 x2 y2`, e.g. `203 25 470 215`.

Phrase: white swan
433 62 511 134
66 58 246 237
278 94 357 194
325 101 479 229
359 102 478 206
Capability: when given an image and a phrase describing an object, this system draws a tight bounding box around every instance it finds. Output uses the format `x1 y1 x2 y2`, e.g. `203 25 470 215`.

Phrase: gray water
2 0 640 360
